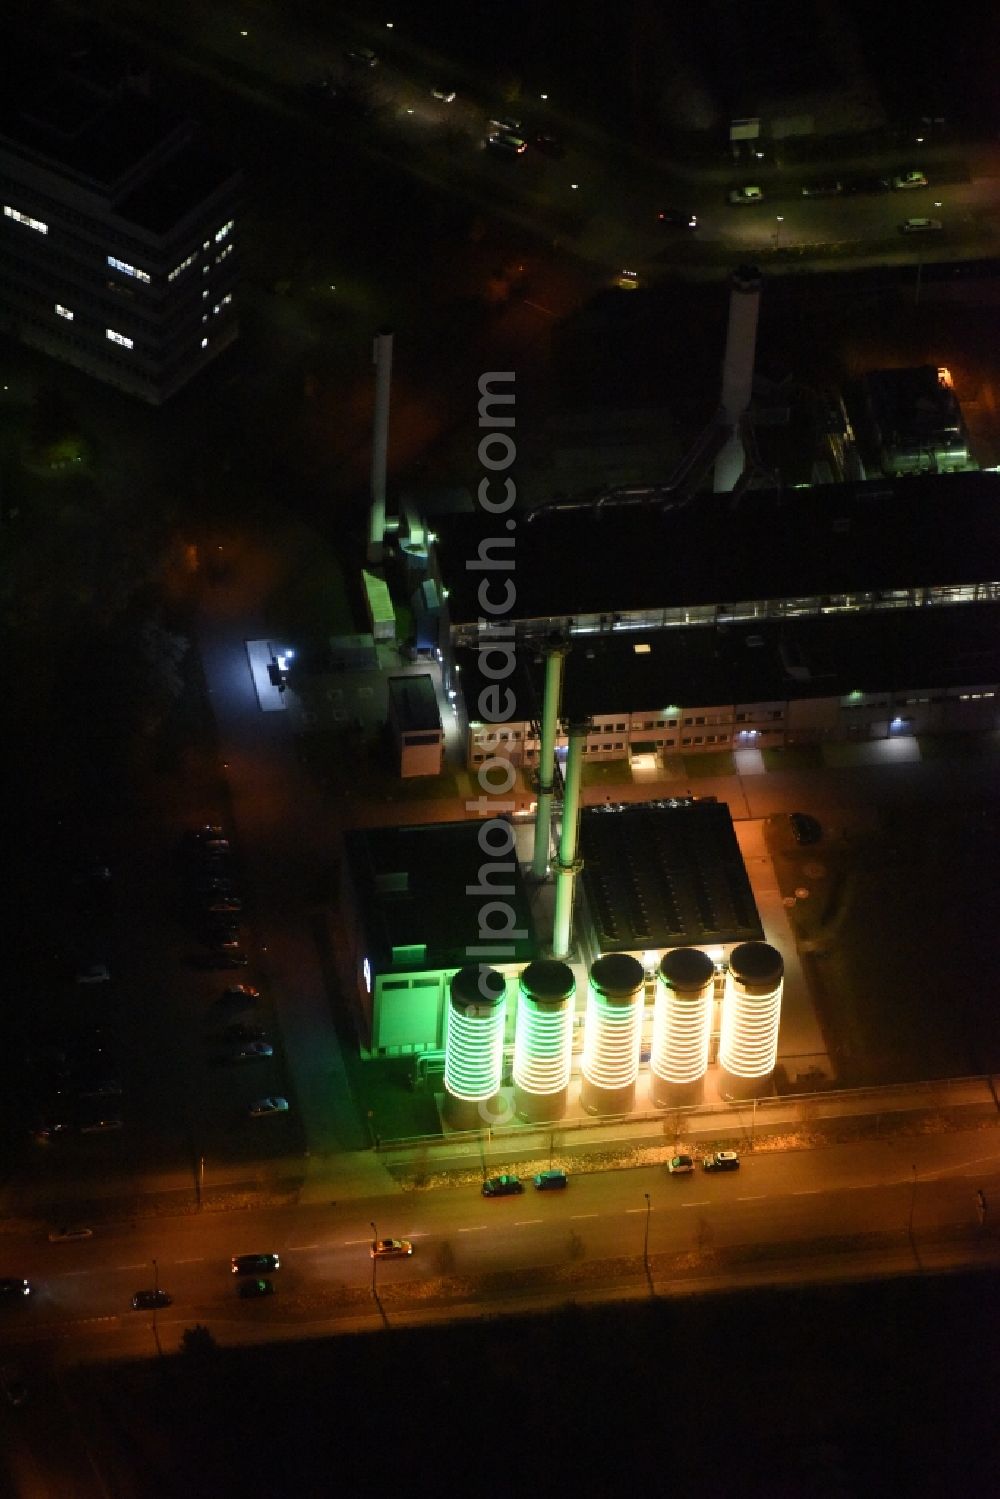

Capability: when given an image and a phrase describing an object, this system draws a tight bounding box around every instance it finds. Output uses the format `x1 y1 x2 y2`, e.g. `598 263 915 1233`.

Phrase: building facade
0 43 240 402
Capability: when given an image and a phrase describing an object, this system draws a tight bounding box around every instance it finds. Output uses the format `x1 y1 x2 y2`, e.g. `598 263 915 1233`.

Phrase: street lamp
907 1164 917 1238
774 215 784 249
370 1221 378 1297
643 1192 651 1271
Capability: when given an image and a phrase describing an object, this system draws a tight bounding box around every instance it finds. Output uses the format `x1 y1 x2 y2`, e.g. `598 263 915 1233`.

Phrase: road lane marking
289 1244 320 1251
342 1238 372 1245
738 1195 766 1201
62 1270 90 1277
458 1225 487 1233
116 1264 146 1271
175 1257 205 1264
570 1213 598 1220
683 1201 710 1207
793 1189 822 1196
625 1207 646 1214
406 1232 427 1238
515 1219 542 1226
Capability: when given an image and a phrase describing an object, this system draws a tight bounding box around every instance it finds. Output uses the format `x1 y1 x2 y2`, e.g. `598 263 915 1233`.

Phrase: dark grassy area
56 1269 1000 1497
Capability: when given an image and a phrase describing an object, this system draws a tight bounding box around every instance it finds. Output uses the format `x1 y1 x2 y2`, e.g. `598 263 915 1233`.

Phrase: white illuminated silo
513 959 576 1123
719 942 784 1100
580 954 645 1116
443 965 507 1129
650 947 716 1108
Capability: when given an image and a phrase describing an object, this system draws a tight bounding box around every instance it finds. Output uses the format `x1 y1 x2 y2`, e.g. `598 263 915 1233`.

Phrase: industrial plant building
0 35 240 402
404 471 1000 769
339 802 776 1108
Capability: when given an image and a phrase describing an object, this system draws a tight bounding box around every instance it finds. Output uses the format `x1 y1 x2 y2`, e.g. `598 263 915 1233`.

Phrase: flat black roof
455 602 1000 719
579 801 763 952
344 822 539 972
435 472 1000 627
387 674 442 733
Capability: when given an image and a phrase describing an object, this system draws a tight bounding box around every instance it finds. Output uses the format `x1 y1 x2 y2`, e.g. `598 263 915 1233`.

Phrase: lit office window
4 204 48 234
215 242 234 265
55 304 74 321
106 328 134 349
168 252 197 281
214 219 234 243
107 255 150 284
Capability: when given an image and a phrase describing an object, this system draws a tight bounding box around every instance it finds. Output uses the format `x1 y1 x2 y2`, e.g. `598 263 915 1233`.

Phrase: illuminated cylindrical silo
513 959 576 1123
580 953 645 1116
719 942 784 1100
650 947 716 1109
443 965 507 1129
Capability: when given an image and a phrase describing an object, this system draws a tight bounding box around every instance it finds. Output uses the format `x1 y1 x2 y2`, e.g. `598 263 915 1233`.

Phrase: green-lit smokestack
552 719 589 958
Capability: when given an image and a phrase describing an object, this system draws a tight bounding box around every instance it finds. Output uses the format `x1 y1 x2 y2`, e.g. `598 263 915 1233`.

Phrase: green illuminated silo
513 959 576 1123
580 953 645 1116
444 965 508 1129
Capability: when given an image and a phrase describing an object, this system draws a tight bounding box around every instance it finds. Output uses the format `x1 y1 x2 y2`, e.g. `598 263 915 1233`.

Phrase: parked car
488 115 522 134
657 208 697 229
801 179 842 196
231 1253 280 1276
203 896 242 913
534 1169 569 1190
75 963 110 985
217 1023 267 1043
482 1174 524 1197
703 1150 741 1172
1 1367 27 1407
344 46 377 67
47 1227 93 1243
229 1042 273 1063
189 825 226 842
238 1278 274 1299
667 1154 695 1174
78 1112 123 1133
487 130 527 155
790 812 822 845
0 1278 31 1301
900 217 942 234
892 169 928 189
197 952 249 969
843 173 890 194
727 184 763 205
431 86 456 103
223 984 260 1002
531 131 565 158
370 1238 413 1258
248 1096 289 1118
131 1289 172 1310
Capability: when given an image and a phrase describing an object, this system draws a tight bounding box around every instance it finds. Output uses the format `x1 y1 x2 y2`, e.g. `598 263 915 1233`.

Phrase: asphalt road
3 1130 998 1369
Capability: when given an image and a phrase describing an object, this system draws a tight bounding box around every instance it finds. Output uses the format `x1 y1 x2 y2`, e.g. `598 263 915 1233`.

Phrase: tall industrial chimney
713 266 761 493
551 719 590 958
368 327 393 563
531 639 569 879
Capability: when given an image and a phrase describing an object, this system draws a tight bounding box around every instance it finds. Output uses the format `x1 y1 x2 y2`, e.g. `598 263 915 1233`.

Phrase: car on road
131 1289 172 1310
238 1278 274 1299
202 896 242 913
843 174 890 194
345 46 377 67
657 208 697 229
790 811 822 845
248 1096 289 1118
487 130 527 155
231 1253 280 1276
488 114 522 134
78 1111 123 1133
47 1227 93 1243
534 1169 569 1190
431 86 456 103
703 1150 741 1172
801 179 843 197
0 1278 31 1301
370 1238 413 1258
893 169 928 189
202 932 242 951
482 1174 524 1197
727 184 763 205
223 984 260 1002
900 217 942 234
667 1154 695 1174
